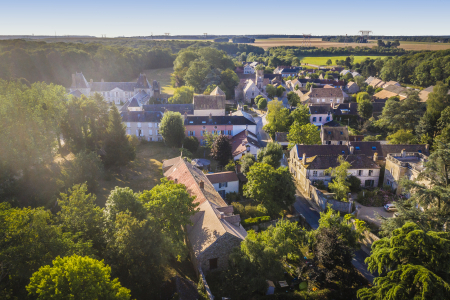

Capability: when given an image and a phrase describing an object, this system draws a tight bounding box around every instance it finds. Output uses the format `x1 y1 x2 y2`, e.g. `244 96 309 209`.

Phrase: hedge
242 216 270 226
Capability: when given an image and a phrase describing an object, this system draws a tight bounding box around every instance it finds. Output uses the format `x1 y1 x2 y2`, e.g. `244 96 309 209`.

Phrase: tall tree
104 105 136 168
325 156 351 202
287 122 321 148
168 86 194 104
104 186 146 224
240 153 256 174
289 104 311 126
387 129 419 144
286 91 300 107
358 99 373 120
211 134 232 166
60 151 103 193
184 61 210 93
27 255 131 300
257 142 283 169
159 111 185 148
263 100 291 138
219 69 239 99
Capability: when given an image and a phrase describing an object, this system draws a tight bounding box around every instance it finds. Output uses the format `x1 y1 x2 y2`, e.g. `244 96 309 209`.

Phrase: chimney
199 181 204 189
350 146 354 155
101 79 104 82
174 178 178 184
373 152 378 162
401 149 406 158
302 153 306 164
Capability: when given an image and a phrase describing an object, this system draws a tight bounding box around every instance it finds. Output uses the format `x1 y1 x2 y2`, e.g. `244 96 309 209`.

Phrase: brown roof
349 142 429 159
369 78 385 88
418 86 434 102
231 130 260 156
323 84 334 88
309 87 343 98
349 135 364 142
321 126 349 141
305 154 380 170
210 86 225 96
193 95 226 110
373 89 400 101
206 172 239 184
275 132 288 143
384 85 408 96
162 156 182 172
294 145 349 158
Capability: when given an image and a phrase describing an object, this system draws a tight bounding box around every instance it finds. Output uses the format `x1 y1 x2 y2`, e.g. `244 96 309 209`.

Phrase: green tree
276 85 286 97
356 92 371 103
183 136 199 153
358 222 450 300
159 111 185 148
358 99 373 120
104 105 136 168
290 104 310 126
140 178 198 258
203 84 217 95
387 129 419 144
286 91 300 107
265 84 277 99
168 86 194 104
27 255 131 300
240 153 256 174
184 60 210 93
263 100 291 138
219 69 240 99
104 186 146 224
254 95 264 105
326 59 332 66
287 122 321 148
305 82 317 90
257 142 283 169
325 156 351 202
257 97 267 109
211 134 233 166
363 135 382 141
60 151 103 192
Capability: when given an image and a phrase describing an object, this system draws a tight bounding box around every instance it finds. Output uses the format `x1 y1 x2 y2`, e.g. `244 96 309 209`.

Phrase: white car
384 203 397 212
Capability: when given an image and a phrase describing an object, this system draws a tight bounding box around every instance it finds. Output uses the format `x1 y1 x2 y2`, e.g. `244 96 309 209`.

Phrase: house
244 62 258 74
383 85 408 98
308 87 344 104
288 147 381 191
193 94 226 116
69 72 153 105
365 76 375 85
206 172 239 198
383 81 401 88
346 82 360 94
418 86 434 102
369 78 386 88
373 89 406 101
243 81 264 104
309 104 333 126
384 150 429 195
275 132 289 148
348 142 430 162
351 71 361 78
340 70 351 76
164 157 247 273
121 110 163 141
279 68 299 78
231 129 260 160
332 103 359 120
184 115 256 146
320 126 349 145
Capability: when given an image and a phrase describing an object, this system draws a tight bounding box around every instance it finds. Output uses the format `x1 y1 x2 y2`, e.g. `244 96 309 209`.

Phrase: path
293 193 375 283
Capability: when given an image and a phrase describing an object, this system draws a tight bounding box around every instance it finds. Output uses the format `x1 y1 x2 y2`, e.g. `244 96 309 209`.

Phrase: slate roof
280 68 299 73
231 130 260 156
136 74 151 89
210 86 225 96
164 158 246 256
322 120 342 127
69 90 83 97
184 116 256 126
314 79 346 86
130 90 151 103
193 95 226 110
129 98 140 107
348 141 429 159
309 104 333 115
305 154 380 170
142 104 194 114
295 145 349 158
121 111 163 122
275 132 288 143
321 126 349 141
206 172 239 184
333 103 359 116
384 85 408 95
90 82 138 92
71 72 89 89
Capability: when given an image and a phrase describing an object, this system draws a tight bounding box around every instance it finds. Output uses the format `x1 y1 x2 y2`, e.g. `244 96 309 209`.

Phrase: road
293 194 375 283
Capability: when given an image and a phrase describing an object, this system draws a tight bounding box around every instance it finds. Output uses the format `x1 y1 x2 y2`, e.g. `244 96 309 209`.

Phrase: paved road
293 194 375 283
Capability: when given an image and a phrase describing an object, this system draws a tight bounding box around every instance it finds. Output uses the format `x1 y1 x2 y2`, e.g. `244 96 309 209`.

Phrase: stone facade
197 233 243 272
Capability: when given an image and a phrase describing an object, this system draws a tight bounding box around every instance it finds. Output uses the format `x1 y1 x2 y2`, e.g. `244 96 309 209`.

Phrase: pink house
184 115 256 146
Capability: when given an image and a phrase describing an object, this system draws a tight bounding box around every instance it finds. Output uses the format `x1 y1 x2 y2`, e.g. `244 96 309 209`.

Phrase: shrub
257 204 268 215
128 135 139 148
346 175 361 192
356 188 398 207
241 216 270 227
225 192 239 203
257 98 267 109
183 136 199 153
224 160 236 171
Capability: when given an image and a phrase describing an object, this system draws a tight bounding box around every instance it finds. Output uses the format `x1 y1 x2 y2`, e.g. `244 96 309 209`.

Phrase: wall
212 181 239 195
310 114 332 126
193 109 226 116
125 121 161 141
198 233 243 272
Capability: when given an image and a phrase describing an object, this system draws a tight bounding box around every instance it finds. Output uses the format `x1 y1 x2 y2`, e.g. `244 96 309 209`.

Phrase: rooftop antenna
358 30 372 43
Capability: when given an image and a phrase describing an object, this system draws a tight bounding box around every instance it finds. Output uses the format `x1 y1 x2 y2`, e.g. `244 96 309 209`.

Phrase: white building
309 104 333 126
206 172 240 198
121 110 163 142
231 130 261 160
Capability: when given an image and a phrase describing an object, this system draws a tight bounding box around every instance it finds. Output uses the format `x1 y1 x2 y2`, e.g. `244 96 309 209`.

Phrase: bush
346 175 361 192
224 160 236 171
128 135 139 148
257 98 267 109
241 216 270 227
183 136 199 153
356 188 398 207
225 192 239 203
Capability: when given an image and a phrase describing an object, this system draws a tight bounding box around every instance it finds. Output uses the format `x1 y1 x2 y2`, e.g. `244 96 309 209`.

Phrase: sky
0 0 449 37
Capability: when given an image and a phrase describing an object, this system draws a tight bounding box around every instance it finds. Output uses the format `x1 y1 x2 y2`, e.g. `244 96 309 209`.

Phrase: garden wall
309 181 352 214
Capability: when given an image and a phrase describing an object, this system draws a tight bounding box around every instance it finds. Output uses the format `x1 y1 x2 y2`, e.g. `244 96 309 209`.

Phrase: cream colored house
121 110 163 142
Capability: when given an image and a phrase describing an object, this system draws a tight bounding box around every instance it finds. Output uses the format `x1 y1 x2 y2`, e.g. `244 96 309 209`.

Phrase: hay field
141 67 175 94
300 56 388 66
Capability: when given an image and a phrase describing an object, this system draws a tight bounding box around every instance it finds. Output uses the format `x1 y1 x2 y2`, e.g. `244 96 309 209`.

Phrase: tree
219 69 239 99
276 85 286 97
183 136 199 153
326 59 332 66
184 60 210 93
287 122 321 148
104 105 136 168
254 95 264 105
257 142 283 169
61 151 103 192
203 84 217 95
168 86 194 104
286 91 300 107
211 134 232 166
305 82 317 90
265 84 277 99
363 135 381 141
325 156 351 202
159 111 185 148
263 100 291 138
290 105 310 126
27 255 131 300
387 129 419 144
356 92 371 103
358 99 373 120
257 97 267 109
244 163 295 215
240 153 256 174
140 178 198 258
104 187 146 225
358 222 450 300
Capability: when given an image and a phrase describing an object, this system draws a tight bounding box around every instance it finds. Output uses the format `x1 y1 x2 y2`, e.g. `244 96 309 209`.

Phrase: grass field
141 67 175 94
300 55 388 66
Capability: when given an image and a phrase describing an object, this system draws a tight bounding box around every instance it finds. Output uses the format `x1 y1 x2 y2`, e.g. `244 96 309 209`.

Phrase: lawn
141 67 175 94
300 56 387 66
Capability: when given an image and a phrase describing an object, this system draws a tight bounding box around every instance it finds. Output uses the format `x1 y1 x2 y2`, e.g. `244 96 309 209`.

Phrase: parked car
384 203 397 212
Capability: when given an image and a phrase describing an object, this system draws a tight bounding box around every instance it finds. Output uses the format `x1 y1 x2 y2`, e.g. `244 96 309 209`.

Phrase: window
189 121 193 124
227 130 232 135
155 123 159 128
218 182 228 188
327 141 331 145
312 117 316 122
322 99 325 102
326 116 330 121
337 99 340 103
358 170 363 176
387 180 391 185
340 131 343 135
355 146 360 150
313 171 318 176
148 123 152 128
209 258 218 270
149 130 153 135
418 150 422 153
188 131 194 136
137 122 141 128
339 141 343 145
328 131 331 135
372 146 376 150
369 170 373 176
156 129 160 135
148 137 153 142
319 117 322 121
126 122 130 128
202 121 206 124
127 129 131 135
341 151 345 154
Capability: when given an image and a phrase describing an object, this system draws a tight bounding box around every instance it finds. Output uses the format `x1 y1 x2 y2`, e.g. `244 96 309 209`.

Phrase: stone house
69 72 153 105
206 172 239 198
308 87 344 104
383 150 429 195
164 157 246 274
309 104 333 126
243 81 264 105
320 126 349 145
121 110 163 141
346 82 360 94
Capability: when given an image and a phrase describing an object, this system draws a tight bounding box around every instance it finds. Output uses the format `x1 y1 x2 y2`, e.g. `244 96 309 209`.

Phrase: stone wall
198 233 243 273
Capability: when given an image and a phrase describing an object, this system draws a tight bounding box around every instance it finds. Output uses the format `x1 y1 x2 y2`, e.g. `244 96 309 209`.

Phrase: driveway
355 203 394 227
293 193 375 283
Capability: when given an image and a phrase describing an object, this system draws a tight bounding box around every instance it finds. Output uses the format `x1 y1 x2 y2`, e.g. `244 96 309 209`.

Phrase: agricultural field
248 38 450 51
300 56 388 66
141 67 175 94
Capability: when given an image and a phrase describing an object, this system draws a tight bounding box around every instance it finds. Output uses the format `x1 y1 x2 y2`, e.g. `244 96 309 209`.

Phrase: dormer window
189 121 193 124
340 131 343 135
355 146 360 150
372 146 376 150
202 121 206 124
